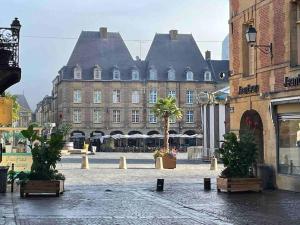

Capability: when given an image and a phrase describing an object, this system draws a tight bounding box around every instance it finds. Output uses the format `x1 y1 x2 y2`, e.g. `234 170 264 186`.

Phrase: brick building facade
229 0 300 191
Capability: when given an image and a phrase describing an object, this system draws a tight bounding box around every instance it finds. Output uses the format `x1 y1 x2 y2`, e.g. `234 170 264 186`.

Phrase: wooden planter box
20 180 64 197
163 156 176 169
217 177 262 193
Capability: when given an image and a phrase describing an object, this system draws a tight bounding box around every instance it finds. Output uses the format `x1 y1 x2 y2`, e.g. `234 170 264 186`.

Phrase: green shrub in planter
217 132 258 178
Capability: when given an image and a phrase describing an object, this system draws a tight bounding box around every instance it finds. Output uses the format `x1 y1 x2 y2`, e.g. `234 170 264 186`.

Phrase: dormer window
94 65 102 80
132 68 139 80
186 68 193 81
113 66 120 80
168 66 175 80
149 65 157 80
74 64 82 79
204 71 212 81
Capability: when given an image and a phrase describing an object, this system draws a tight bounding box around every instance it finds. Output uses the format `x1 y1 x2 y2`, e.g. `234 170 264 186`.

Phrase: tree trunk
164 115 169 152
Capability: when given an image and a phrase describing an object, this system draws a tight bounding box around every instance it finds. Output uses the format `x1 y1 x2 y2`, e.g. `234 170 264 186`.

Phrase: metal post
204 178 211 190
156 179 164 191
11 163 14 192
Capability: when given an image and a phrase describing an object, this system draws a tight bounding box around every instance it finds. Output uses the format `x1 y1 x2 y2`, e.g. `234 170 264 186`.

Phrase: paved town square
1 153 300 225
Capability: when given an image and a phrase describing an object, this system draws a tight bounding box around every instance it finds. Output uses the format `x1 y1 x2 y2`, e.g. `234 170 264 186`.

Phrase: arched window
186 69 193 81
149 65 157 80
204 71 212 81
94 65 101 80
74 64 82 79
132 68 139 80
113 65 120 80
168 66 175 80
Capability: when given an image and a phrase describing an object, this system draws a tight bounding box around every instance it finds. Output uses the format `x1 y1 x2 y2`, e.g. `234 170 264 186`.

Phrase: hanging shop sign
284 74 300 87
238 85 259 95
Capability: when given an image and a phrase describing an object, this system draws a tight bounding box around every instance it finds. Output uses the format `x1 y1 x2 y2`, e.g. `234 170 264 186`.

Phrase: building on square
229 0 300 191
44 28 228 149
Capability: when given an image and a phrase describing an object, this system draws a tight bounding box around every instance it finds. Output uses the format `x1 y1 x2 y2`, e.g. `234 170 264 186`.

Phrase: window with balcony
73 90 81 103
186 110 194 123
73 109 81 123
93 109 101 123
149 89 157 103
132 110 140 123
149 111 157 124
112 110 121 123
186 90 193 104
132 90 140 104
113 90 121 103
93 90 101 103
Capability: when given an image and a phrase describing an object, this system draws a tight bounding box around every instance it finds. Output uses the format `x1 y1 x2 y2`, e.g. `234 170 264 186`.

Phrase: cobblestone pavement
1 153 300 225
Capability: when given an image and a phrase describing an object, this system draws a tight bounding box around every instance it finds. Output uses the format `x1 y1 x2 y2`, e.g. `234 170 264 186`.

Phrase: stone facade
229 0 300 191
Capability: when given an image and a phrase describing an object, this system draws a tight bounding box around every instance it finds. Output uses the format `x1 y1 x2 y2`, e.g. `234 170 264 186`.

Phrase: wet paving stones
1 153 300 225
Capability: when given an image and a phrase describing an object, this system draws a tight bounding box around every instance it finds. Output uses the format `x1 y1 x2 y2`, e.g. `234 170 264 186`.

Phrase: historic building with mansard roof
44 27 228 148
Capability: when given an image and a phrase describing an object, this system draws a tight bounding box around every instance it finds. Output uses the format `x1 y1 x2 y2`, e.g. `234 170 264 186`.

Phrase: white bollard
155 157 164 169
210 156 218 170
119 156 127 169
81 154 89 169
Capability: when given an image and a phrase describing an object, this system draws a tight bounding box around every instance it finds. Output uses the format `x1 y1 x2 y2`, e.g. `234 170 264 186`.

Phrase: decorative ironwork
0 18 21 68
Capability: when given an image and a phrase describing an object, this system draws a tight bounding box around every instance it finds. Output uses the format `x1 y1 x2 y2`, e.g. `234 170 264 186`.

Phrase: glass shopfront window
278 115 300 175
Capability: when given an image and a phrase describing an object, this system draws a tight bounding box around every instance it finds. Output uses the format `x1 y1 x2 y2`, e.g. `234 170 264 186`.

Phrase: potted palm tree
152 96 182 169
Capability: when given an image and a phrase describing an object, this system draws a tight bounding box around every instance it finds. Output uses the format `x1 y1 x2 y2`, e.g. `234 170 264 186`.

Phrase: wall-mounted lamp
245 25 273 59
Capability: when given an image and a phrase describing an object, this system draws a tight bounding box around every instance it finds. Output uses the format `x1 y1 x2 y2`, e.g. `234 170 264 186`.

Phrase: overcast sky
2 0 229 110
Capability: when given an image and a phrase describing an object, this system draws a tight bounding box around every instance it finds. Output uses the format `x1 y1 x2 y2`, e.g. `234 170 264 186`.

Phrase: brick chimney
205 50 211 60
169 30 178 40
100 27 108 39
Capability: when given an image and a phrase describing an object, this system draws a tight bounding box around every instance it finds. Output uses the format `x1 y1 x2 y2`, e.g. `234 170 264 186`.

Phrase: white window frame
113 90 121 103
204 71 211 81
168 68 175 80
149 69 157 80
168 90 176 99
132 91 140 104
186 110 194 123
149 89 158 104
94 67 101 80
73 90 82 103
73 109 81 123
149 111 157 124
132 70 139 80
132 110 140 123
93 90 102 104
74 66 82 80
186 90 193 104
112 110 121 123
113 69 120 80
186 71 194 81
93 109 101 123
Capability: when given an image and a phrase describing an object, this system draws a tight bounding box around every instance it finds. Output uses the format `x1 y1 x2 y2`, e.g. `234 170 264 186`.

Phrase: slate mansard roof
15 94 31 112
59 28 229 83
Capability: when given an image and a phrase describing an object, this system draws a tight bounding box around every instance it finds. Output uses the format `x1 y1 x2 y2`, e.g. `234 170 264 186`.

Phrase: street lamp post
0 18 22 95
245 25 273 59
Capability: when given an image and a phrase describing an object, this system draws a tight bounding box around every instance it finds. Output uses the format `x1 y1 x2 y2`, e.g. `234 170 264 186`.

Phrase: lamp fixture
245 25 273 59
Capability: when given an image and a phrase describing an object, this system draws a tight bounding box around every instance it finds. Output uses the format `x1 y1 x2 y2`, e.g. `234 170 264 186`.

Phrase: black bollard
156 179 164 192
204 178 211 190
11 163 14 193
